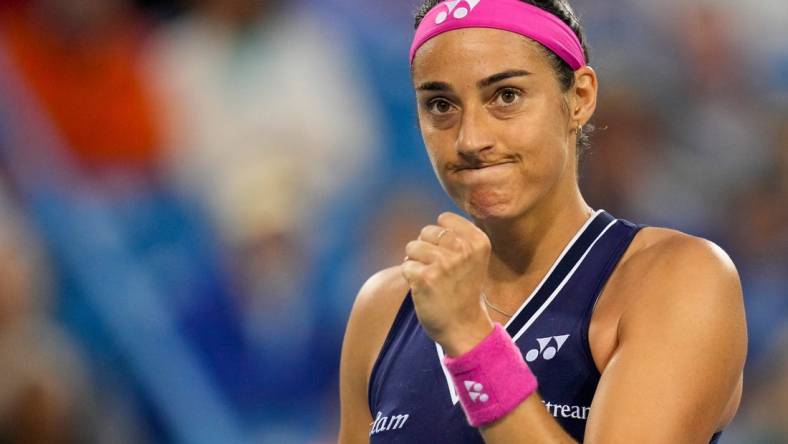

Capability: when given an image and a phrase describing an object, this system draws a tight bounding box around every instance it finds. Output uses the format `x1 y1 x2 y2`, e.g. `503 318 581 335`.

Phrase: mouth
454 161 516 172
452 161 517 184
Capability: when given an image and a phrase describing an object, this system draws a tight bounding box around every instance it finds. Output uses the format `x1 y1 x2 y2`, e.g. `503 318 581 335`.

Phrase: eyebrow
477 69 532 88
416 81 452 92
416 69 532 92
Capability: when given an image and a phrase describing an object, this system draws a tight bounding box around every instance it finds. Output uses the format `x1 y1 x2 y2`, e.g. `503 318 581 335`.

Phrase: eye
427 98 454 115
493 88 522 106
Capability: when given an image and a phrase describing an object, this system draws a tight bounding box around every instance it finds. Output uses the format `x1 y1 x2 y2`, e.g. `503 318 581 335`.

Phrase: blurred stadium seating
0 0 785 442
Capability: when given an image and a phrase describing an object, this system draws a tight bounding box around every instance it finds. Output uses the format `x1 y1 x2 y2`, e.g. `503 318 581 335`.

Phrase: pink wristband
443 323 538 427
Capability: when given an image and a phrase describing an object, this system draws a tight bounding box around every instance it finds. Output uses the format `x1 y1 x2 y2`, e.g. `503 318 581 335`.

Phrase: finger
418 225 441 243
405 239 444 265
420 224 467 254
400 258 428 289
436 212 478 237
436 212 489 251
419 225 455 247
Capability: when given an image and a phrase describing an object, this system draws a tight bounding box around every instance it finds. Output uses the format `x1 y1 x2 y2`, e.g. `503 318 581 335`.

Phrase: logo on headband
435 0 481 24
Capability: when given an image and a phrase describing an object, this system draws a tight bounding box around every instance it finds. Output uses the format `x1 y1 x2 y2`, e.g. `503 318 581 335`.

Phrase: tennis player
339 0 747 442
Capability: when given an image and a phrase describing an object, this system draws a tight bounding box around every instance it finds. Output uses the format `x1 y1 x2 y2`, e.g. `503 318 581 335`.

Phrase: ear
569 66 598 130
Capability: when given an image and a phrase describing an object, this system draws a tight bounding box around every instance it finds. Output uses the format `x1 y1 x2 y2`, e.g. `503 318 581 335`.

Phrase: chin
448 182 533 221
463 198 521 221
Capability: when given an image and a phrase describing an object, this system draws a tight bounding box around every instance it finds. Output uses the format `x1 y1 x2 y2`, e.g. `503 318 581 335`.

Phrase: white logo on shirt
541 400 591 420
370 411 410 435
435 0 482 24
525 334 570 362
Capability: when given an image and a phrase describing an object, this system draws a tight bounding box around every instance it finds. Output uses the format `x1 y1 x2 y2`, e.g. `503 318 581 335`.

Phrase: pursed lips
450 161 518 186
453 160 516 172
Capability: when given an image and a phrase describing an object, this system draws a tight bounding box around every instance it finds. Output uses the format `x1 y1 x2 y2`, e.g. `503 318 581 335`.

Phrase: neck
478 181 592 303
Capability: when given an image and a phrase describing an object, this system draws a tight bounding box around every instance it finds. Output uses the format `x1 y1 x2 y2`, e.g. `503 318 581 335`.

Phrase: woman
339 0 746 442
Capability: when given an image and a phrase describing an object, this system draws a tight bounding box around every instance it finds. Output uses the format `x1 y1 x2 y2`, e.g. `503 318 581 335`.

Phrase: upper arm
338 267 409 444
585 235 747 443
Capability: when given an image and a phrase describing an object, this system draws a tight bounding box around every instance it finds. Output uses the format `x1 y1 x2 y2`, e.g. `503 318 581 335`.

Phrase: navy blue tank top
367 210 722 443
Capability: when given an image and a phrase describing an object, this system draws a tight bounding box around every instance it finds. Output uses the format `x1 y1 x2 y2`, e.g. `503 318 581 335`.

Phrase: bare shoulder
626 226 737 271
338 266 412 442
614 226 742 305
610 225 746 349
585 227 747 440
343 266 411 383
355 266 411 314
592 227 745 368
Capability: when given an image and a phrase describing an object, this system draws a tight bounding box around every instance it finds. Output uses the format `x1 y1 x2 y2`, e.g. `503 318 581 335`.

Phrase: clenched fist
401 212 495 357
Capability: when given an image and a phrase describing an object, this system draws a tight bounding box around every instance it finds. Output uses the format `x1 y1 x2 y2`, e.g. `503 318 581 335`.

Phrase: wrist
443 323 538 428
440 318 495 357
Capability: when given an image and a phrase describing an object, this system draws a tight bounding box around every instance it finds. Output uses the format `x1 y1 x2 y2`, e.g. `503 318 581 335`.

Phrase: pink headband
410 0 586 70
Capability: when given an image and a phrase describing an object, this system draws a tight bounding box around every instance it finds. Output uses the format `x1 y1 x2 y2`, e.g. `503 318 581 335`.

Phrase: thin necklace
481 291 514 318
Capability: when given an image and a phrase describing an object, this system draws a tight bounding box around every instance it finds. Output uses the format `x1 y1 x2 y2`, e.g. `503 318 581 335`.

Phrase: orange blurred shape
0 5 160 176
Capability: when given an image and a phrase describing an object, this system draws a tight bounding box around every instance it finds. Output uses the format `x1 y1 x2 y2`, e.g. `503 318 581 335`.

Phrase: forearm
479 394 576 444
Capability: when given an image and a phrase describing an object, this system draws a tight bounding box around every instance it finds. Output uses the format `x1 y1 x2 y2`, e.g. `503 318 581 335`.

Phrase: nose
456 105 495 158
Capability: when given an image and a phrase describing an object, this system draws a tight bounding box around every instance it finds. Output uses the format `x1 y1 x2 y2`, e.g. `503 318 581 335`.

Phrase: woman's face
412 28 588 221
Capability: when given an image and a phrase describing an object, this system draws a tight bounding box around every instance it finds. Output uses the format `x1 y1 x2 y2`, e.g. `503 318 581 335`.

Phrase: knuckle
447 236 464 250
437 212 454 226
470 233 490 252
403 263 424 282
479 236 491 253
423 267 440 284
400 262 414 280
436 253 452 271
458 239 473 256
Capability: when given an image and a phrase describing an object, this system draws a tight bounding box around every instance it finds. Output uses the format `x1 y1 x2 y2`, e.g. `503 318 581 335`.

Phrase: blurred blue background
0 0 785 442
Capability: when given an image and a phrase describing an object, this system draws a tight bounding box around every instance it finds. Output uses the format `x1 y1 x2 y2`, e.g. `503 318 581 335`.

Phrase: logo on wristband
463 380 489 403
525 334 570 362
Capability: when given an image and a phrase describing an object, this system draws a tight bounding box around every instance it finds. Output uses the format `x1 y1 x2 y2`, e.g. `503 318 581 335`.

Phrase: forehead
411 27 552 84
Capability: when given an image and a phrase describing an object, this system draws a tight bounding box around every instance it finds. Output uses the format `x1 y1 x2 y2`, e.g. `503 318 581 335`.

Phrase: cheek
492 127 570 211
529 149 568 198
421 126 453 171
513 102 572 178
525 137 568 180
505 119 567 175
